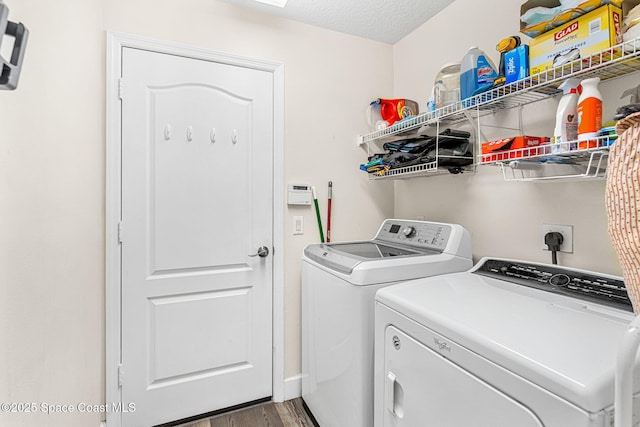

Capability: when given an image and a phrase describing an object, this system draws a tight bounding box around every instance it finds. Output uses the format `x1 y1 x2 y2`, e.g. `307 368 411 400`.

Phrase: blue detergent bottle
460 47 498 101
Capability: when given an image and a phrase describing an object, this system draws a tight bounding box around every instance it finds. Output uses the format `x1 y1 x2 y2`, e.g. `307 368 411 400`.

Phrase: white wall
0 1 393 426
0 1 106 427
392 0 633 274
5 0 630 425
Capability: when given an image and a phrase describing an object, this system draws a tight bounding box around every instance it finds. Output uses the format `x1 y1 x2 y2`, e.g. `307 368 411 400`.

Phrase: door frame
105 31 285 427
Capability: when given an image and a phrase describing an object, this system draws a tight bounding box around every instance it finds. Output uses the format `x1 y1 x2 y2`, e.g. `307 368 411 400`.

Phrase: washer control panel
376 220 452 252
474 258 633 311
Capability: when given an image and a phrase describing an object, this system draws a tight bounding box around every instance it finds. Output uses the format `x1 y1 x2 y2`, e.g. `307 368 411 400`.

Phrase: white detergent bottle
577 77 603 149
552 78 580 153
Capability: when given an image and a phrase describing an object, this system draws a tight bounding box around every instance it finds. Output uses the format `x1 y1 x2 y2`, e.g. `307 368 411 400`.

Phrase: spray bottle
577 77 603 149
552 78 580 153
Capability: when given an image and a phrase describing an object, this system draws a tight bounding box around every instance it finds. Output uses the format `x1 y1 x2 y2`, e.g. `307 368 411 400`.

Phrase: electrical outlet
541 224 573 253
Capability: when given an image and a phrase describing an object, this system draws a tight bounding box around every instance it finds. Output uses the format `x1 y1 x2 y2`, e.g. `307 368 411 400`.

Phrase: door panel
150 84 251 271
383 326 543 427
147 287 252 386
120 47 273 426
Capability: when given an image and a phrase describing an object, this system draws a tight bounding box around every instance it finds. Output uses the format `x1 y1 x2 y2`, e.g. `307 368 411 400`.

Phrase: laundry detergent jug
369 98 418 127
577 77 603 149
460 47 498 101
434 62 461 110
552 78 580 153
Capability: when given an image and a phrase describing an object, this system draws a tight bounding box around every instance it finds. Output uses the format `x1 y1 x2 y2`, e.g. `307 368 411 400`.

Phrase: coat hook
210 128 216 143
232 129 238 144
164 124 171 141
187 126 193 142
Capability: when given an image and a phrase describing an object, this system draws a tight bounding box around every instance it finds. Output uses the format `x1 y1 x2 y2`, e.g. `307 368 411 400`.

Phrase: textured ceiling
220 0 456 44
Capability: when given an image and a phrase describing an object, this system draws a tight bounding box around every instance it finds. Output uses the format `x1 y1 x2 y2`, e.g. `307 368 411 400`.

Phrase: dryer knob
402 226 416 237
549 274 571 287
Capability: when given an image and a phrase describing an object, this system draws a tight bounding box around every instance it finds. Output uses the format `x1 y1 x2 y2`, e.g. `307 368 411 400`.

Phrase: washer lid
304 241 433 274
376 263 636 413
325 241 429 259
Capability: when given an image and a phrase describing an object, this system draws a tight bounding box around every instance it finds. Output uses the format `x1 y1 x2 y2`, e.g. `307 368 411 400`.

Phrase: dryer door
383 326 544 427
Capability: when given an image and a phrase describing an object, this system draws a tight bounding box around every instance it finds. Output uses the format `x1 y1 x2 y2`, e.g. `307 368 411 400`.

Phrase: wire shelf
358 38 640 181
479 135 615 164
498 151 609 182
358 37 640 143
485 135 614 182
366 160 475 180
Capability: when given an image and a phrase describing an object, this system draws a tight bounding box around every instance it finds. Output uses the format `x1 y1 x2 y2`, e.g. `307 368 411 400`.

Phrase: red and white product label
613 11 622 43
554 22 579 41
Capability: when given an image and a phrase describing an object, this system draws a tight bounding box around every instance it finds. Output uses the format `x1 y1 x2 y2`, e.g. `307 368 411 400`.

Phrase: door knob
249 246 269 258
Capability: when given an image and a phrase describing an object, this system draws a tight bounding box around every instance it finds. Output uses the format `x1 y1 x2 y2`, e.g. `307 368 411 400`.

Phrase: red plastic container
375 98 419 126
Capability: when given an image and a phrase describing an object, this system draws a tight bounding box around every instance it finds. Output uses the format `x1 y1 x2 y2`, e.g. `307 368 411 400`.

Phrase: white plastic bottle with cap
552 78 580 153
577 77 603 149
435 62 461 109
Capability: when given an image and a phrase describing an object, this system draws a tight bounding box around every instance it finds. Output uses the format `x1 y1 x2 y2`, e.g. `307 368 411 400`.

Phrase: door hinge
118 363 123 387
117 221 123 244
118 78 124 100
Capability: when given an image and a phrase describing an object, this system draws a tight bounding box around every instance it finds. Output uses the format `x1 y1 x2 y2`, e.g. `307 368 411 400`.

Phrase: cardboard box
520 0 622 37
623 0 640 14
480 136 551 163
505 45 529 84
529 5 623 75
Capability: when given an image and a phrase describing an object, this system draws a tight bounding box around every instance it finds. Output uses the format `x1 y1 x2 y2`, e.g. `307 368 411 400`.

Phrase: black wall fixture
0 0 28 90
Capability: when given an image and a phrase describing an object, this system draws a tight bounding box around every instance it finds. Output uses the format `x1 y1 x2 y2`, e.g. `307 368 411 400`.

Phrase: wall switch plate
541 224 573 253
293 216 304 235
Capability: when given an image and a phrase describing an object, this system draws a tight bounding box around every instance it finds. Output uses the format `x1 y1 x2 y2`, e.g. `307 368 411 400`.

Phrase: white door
120 47 274 426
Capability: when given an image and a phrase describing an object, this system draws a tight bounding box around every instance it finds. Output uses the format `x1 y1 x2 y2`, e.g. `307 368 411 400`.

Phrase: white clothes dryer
301 219 472 427
374 257 640 427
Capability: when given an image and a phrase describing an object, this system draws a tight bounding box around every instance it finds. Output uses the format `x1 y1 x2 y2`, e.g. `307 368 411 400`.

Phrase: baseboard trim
284 374 302 400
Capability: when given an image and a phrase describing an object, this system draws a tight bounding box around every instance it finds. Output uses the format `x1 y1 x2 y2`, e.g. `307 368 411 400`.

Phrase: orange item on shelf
577 77 603 149
481 136 551 163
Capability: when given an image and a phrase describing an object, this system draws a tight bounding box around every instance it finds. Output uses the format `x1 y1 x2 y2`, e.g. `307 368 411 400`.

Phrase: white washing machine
301 219 472 427
374 257 640 427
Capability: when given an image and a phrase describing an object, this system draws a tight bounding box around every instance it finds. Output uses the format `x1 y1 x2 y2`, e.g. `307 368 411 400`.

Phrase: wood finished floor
175 398 317 427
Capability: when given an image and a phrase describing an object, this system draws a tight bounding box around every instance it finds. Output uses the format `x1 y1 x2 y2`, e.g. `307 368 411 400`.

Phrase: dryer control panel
473 258 633 311
376 219 453 251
